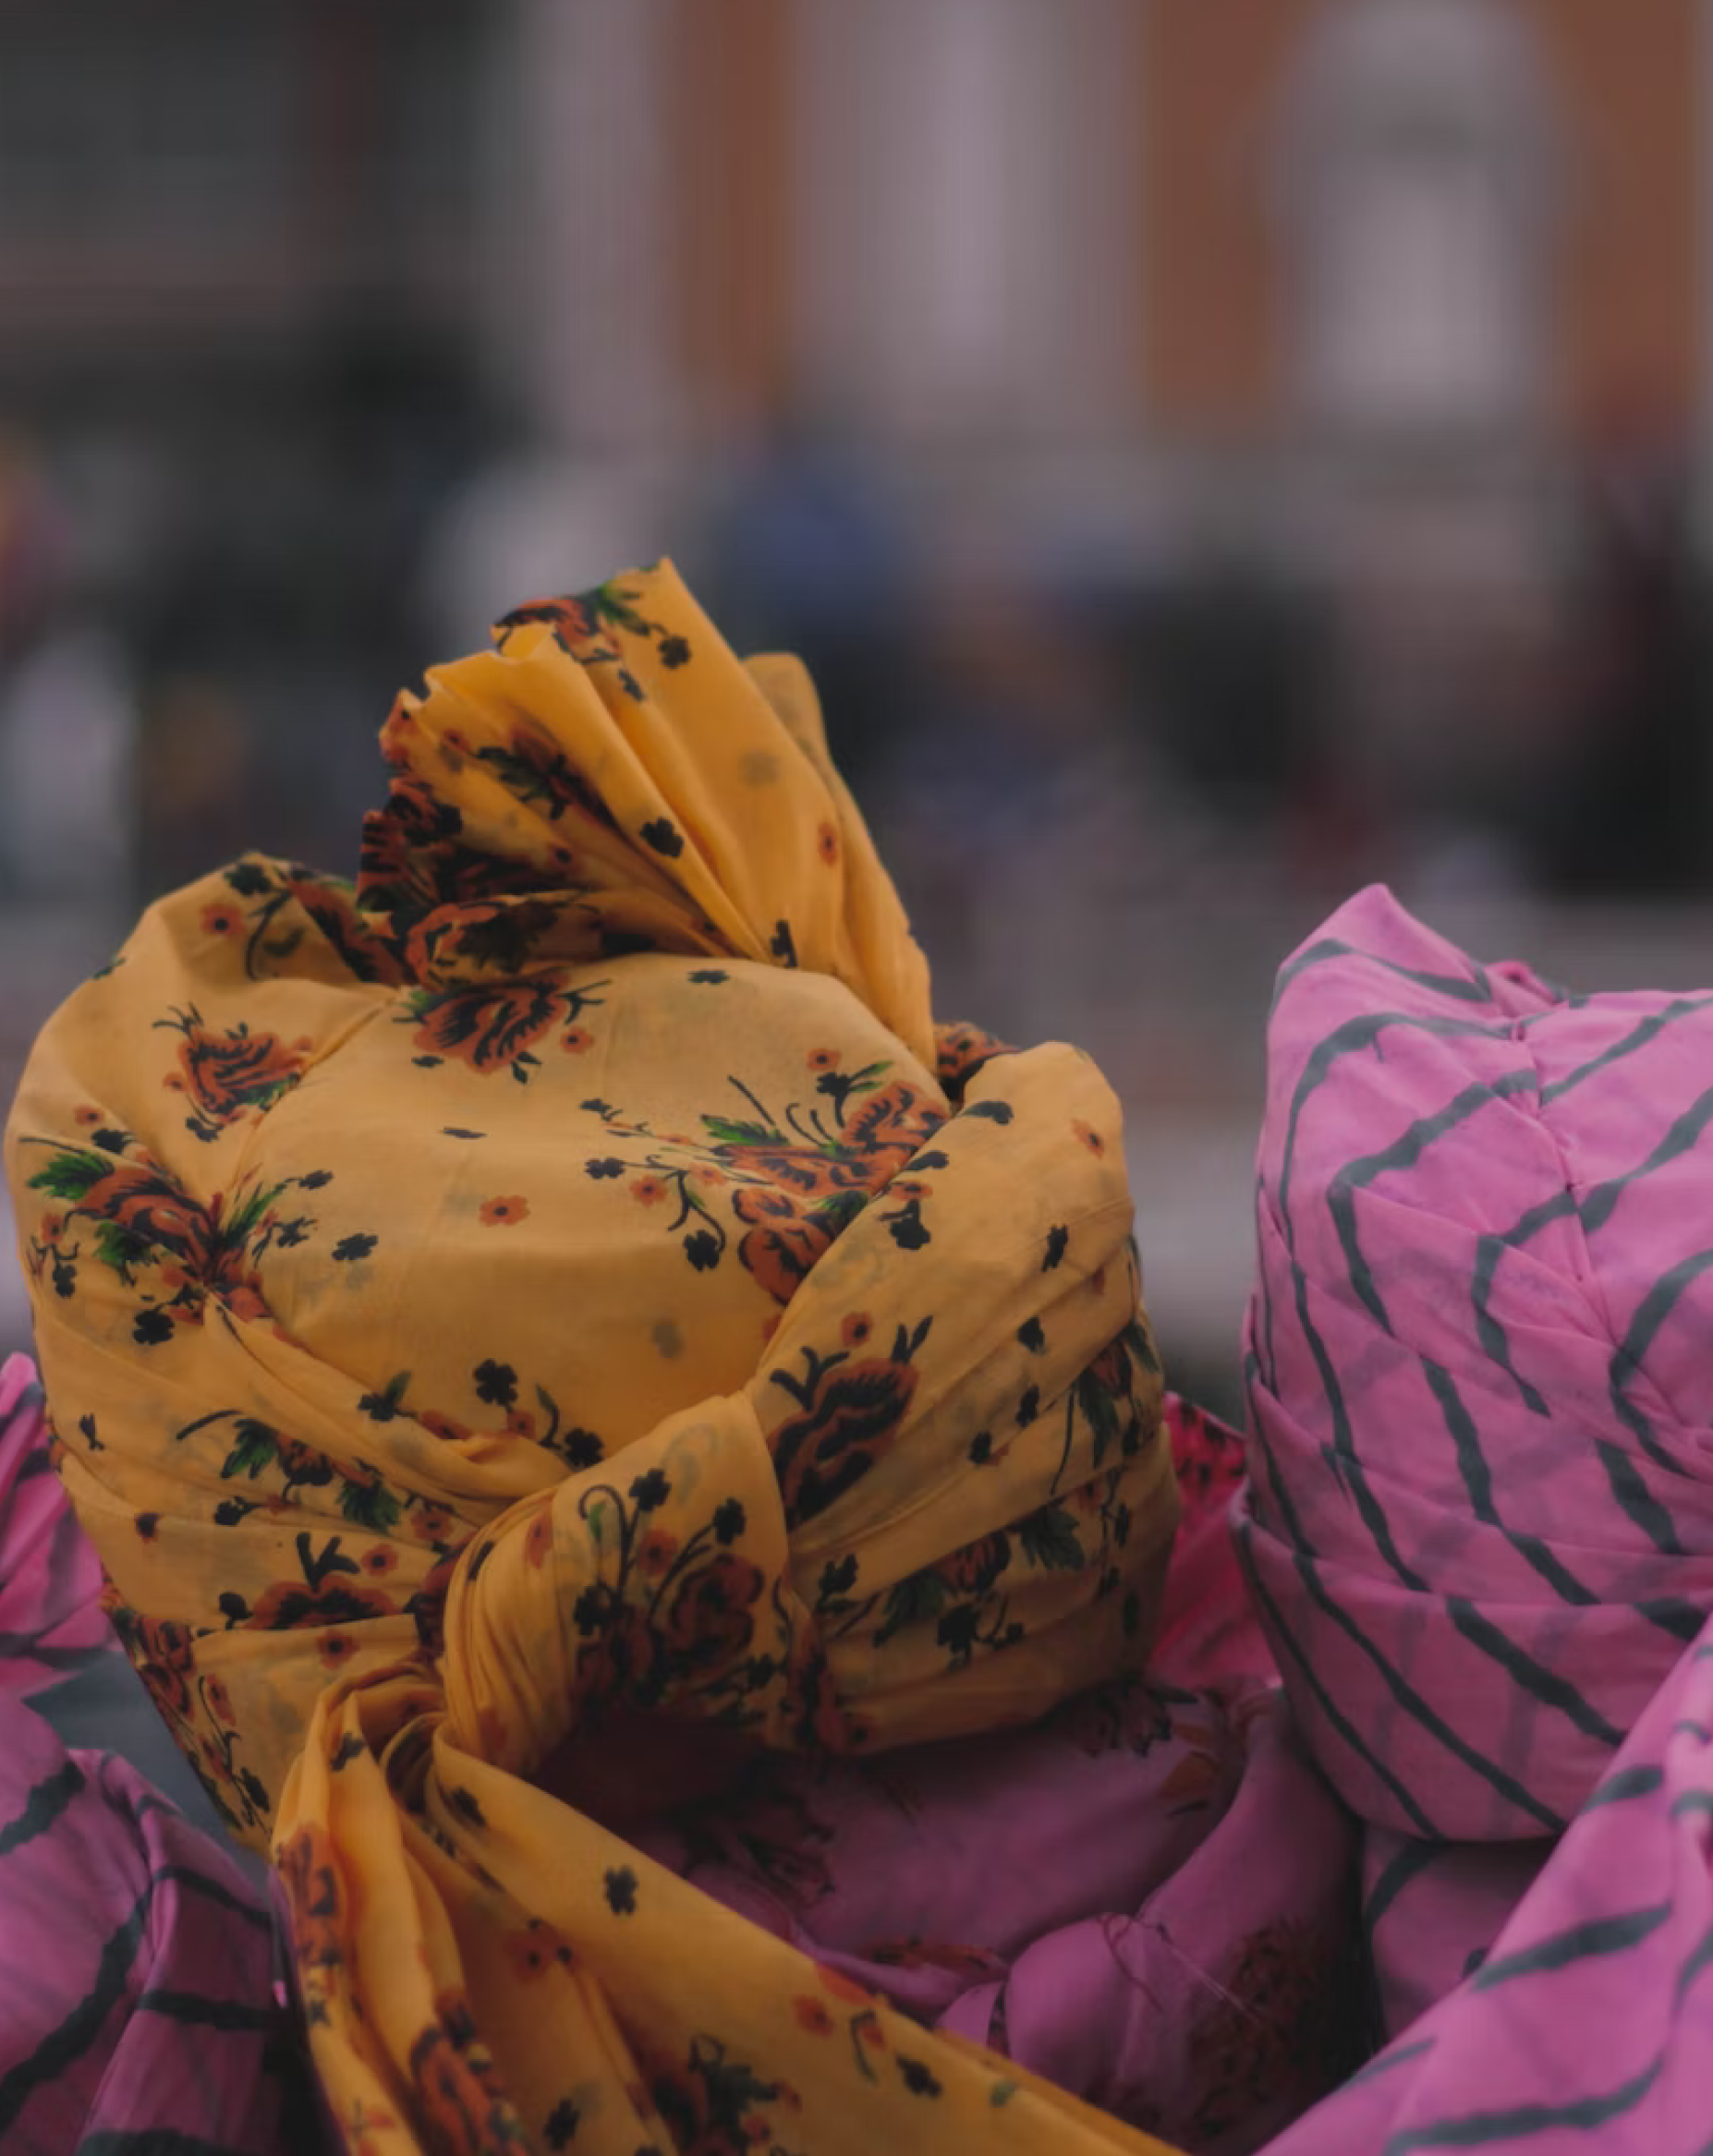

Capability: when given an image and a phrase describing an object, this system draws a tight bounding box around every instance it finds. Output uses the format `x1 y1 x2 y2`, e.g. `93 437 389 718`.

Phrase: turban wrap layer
6 564 1181 2154
1243 884 1713 1846
1241 884 1713 2153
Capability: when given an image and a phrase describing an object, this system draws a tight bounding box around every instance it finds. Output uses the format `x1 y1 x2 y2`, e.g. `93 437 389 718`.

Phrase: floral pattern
404 970 608 1083
7 559 1180 2156
584 1058 947 1302
18 1124 334 1343
157 1003 316 1140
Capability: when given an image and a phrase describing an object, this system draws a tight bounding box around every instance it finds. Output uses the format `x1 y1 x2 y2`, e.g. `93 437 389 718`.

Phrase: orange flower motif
412 1502 455 1541
1073 1119 1106 1157
361 1545 398 1578
793 1996 833 2036
808 1048 840 1074
637 1529 679 1579
73 1106 102 1127
504 1407 537 1440
856 2016 887 2050
204 1676 235 1726
38 1213 63 1246
173 1021 309 1126
480 1195 529 1228
318 1631 358 1670
561 1027 592 1055
816 822 839 866
200 901 243 939
841 1312 873 1348
690 1164 726 1189
219 1277 270 1325
630 1176 666 1207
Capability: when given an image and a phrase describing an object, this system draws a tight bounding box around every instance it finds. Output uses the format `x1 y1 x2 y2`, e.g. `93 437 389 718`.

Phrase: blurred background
3 0 1713 1401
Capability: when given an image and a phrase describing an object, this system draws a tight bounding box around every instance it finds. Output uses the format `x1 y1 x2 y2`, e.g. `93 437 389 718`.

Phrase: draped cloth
1240 884 1713 2150
0 1355 306 2152
6 564 1181 2154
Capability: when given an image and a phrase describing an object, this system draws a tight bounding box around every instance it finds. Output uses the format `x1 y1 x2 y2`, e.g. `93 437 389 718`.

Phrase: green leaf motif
222 1180 290 1249
94 1221 152 1278
877 1569 947 1642
1017 1505 1085 1573
699 1115 785 1149
589 580 651 636
339 1477 402 1535
28 1147 112 1200
221 1419 279 1482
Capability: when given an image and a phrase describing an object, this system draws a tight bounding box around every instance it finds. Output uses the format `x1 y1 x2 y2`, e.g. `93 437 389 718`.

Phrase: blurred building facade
3 0 1713 1374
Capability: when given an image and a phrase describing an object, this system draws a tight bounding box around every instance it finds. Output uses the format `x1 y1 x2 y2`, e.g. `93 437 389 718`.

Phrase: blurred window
0 7 290 240
1278 0 1561 438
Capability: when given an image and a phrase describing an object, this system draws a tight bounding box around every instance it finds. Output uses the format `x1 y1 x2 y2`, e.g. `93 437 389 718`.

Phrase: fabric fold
7 562 1182 2155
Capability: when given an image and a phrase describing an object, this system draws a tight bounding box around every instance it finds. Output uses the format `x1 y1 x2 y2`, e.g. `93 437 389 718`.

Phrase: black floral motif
473 1360 518 1408
638 818 685 858
629 1469 670 1512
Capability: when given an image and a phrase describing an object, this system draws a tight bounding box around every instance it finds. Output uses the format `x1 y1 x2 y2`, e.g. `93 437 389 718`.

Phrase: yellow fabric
6 564 1182 2154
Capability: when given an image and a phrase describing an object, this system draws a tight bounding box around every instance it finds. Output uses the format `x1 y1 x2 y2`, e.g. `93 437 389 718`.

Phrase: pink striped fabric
0 1354 313 2152
1242 886 1713 2151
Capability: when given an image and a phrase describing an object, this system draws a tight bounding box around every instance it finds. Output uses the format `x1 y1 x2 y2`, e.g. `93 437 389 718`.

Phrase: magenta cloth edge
0 1353 310 2151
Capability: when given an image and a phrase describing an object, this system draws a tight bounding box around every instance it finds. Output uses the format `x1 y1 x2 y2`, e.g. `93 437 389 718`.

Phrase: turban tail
7 565 1180 2154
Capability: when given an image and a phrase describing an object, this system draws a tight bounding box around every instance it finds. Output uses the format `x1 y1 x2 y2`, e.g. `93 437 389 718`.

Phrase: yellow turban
6 564 1180 2153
